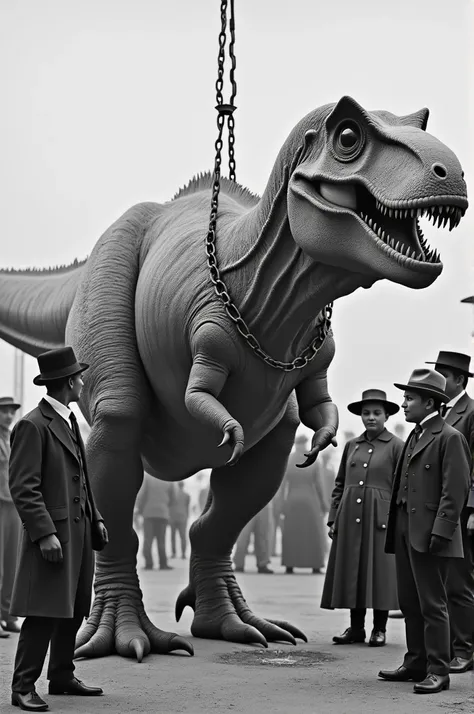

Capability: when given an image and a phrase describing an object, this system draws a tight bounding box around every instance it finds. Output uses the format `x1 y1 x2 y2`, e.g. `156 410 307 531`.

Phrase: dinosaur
0 96 468 662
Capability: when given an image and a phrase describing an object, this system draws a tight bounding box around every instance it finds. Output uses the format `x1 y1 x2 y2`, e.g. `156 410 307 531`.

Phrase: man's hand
429 534 448 555
38 534 63 563
328 525 335 540
96 522 109 546
467 513 474 531
297 429 337 468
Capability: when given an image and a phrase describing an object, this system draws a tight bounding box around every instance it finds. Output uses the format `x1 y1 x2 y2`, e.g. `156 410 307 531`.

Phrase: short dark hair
46 377 71 394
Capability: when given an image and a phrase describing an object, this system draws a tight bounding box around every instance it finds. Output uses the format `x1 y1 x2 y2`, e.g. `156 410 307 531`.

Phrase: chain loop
205 0 332 371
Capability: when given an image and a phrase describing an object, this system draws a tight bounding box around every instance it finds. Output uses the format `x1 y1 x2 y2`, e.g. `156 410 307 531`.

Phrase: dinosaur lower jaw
315 181 466 269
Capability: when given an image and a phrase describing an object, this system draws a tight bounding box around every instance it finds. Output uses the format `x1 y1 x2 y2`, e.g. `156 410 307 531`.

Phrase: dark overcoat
321 428 403 610
9 399 103 618
445 392 474 508
385 415 471 558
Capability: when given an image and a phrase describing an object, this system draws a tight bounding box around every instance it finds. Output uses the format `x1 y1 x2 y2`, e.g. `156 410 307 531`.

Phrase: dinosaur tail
0 261 85 357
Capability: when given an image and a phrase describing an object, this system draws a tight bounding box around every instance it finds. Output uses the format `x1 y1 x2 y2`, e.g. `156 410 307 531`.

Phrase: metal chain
205 0 333 371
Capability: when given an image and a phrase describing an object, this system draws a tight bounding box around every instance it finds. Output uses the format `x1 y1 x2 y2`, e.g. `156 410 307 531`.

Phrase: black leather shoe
332 627 366 644
159 564 173 571
257 566 274 574
413 673 450 694
285 567 294 574
11 691 49 711
378 665 426 682
450 656 473 673
369 629 386 647
0 625 10 638
48 677 103 696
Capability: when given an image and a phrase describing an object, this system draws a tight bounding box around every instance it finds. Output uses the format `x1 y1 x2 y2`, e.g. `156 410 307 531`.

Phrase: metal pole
13 349 25 416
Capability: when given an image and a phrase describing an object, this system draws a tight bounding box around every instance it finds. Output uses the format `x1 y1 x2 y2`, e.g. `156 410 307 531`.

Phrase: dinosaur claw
169 635 194 656
218 431 230 448
267 619 308 642
175 584 196 622
130 638 145 663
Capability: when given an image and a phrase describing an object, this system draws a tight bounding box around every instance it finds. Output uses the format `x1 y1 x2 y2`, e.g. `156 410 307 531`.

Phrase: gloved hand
429 533 448 555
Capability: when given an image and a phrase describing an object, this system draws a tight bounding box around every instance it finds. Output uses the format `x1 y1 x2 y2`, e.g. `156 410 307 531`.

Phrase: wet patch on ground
217 649 338 668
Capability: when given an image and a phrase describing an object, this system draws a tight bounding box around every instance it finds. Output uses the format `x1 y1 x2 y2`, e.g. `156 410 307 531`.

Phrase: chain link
205 0 333 371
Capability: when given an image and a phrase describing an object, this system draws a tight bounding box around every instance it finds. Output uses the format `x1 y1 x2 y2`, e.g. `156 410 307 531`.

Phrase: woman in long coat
281 434 328 573
321 389 403 647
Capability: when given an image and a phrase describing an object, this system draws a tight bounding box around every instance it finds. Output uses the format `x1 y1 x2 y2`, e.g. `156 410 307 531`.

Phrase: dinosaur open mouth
317 181 466 267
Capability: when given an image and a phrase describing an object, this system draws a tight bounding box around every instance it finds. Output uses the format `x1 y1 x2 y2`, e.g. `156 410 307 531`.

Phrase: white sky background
0 0 473 450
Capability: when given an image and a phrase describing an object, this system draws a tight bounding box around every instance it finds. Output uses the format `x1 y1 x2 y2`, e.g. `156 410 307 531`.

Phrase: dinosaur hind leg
176 401 306 647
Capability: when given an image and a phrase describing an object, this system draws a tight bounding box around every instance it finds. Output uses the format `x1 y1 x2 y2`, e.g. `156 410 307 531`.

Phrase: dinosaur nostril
431 163 447 179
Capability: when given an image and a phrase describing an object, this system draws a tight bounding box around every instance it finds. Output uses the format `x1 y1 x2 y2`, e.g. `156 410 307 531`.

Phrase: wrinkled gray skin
0 96 468 662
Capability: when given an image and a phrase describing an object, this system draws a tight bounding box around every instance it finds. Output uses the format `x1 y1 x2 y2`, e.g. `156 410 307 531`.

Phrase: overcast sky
0 0 473 446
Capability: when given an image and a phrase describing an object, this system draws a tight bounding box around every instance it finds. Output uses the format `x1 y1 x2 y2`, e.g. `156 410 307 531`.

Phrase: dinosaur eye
333 121 364 161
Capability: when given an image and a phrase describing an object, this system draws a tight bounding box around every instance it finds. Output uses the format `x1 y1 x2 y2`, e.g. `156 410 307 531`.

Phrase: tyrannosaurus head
287 96 468 289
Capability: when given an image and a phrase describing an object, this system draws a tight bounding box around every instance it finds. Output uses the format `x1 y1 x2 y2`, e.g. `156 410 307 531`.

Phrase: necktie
69 411 80 440
409 424 422 449
439 404 450 419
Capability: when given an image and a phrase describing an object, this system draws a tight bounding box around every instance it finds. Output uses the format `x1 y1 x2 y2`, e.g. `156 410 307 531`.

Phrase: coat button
368 449 373 454
357 498 362 503
425 465 431 470
356 518 361 523
411 508 416 513
404 486 408 490
351 462 356 467
363 463 368 468
382 524 386 529
74 497 80 503
408 453 411 458
74 516 80 522
73 475 79 482
359 481 364 486
440 512 445 517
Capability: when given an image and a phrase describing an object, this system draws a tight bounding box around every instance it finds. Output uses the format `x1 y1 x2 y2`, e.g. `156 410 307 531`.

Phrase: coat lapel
446 393 469 428
410 415 443 460
39 399 78 462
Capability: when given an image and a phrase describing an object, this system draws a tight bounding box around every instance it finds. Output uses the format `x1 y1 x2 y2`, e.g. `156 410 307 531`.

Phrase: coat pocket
375 499 389 531
47 506 70 544
425 502 438 511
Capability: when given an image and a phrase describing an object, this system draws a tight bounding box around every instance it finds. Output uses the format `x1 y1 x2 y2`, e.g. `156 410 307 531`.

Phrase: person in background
233 504 274 574
321 389 403 647
281 434 328 574
427 351 474 674
136 473 175 571
169 481 190 559
379 369 470 695
0 396 22 638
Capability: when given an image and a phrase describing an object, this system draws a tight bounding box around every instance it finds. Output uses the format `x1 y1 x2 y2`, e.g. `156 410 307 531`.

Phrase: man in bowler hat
426 351 474 673
0 396 22 638
379 368 470 694
8 347 108 712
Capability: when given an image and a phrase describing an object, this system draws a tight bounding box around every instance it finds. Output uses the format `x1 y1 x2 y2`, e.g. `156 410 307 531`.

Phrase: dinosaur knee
90 400 145 450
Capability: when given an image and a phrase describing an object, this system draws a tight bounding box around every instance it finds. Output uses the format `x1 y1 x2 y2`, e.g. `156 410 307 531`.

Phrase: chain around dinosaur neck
205 0 333 372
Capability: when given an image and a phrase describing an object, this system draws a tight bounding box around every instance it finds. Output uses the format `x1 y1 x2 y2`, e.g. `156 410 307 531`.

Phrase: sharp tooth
368 218 373 228
395 209 399 219
417 208 423 217
388 208 393 218
442 214 449 228
394 241 401 252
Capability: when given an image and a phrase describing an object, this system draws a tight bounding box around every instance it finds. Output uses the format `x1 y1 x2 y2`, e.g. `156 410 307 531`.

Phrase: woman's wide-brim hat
348 389 399 416
33 347 89 386
394 368 449 402
0 396 21 411
426 350 473 378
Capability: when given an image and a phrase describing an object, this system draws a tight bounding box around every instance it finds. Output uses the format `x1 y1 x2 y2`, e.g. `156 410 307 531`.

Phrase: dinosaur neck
219 168 367 362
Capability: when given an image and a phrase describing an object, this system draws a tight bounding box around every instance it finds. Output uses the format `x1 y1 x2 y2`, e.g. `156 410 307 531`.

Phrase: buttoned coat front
445 392 474 508
9 399 103 618
321 428 403 610
385 415 471 558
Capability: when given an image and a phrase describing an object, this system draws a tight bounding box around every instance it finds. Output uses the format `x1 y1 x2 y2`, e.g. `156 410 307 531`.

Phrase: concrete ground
0 556 472 714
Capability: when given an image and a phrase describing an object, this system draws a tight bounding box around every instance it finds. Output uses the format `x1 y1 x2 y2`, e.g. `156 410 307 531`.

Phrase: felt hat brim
33 363 89 386
347 399 399 416
393 382 449 403
0 402 21 411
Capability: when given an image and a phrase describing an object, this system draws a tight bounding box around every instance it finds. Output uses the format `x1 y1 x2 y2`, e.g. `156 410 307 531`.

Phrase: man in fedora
379 368 471 694
426 351 474 673
8 347 108 712
0 396 22 639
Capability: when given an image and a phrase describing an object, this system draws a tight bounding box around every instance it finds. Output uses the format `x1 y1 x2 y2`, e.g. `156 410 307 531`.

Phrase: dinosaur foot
175 555 307 647
74 589 194 662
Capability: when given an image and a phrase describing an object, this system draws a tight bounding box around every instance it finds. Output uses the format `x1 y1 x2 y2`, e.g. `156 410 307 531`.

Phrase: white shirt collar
43 395 72 426
446 390 466 410
419 413 437 431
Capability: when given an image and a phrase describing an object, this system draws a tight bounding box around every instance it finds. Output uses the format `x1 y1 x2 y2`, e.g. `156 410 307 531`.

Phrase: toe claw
175 585 196 622
267 619 308 643
169 635 194 656
130 637 145 663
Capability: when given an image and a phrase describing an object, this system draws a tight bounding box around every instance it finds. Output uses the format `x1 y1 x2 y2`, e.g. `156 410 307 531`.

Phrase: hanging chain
205 0 333 372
